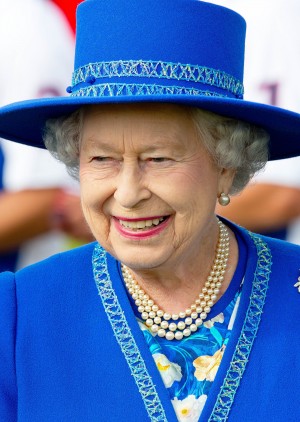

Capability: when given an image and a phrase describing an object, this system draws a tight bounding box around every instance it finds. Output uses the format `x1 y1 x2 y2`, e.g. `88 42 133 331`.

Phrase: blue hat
0 0 299 160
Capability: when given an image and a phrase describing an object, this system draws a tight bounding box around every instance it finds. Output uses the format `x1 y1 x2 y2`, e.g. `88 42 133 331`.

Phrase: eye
148 157 170 163
92 156 114 162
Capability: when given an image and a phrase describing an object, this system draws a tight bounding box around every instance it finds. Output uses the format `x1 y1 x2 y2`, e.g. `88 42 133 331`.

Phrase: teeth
119 217 165 230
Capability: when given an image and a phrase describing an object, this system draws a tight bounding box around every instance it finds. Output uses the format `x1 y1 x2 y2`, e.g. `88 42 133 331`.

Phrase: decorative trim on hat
71 60 244 98
70 82 228 98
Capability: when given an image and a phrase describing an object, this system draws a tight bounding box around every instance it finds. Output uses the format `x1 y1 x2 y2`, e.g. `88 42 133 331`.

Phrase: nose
114 160 151 208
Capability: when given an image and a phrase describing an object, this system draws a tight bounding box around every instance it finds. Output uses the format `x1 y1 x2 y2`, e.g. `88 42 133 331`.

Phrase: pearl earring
218 192 230 206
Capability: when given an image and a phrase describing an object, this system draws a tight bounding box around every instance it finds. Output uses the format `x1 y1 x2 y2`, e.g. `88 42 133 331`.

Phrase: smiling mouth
118 216 169 231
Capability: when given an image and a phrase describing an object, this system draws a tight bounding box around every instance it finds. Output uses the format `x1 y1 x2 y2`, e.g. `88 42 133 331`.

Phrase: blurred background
0 0 92 272
211 0 300 244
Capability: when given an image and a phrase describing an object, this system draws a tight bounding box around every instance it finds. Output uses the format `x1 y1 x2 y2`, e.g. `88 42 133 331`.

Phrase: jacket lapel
93 245 178 421
201 226 272 421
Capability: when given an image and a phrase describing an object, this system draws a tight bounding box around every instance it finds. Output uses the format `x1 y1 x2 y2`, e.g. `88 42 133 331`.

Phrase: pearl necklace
121 219 230 341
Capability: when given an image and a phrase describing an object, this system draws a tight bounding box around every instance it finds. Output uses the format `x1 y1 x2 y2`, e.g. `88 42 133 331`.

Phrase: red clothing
51 0 83 33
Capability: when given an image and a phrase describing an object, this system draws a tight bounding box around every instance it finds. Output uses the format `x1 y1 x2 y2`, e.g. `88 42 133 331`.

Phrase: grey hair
43 105 269 193
44 108 84 179
188 108 270 194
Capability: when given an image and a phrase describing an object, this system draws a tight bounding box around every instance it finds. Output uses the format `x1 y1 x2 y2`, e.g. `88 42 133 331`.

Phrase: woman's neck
124 226 238 315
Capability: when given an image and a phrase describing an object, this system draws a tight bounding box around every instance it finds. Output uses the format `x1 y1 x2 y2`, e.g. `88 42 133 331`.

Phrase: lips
119 217 166 231
113 215 170 237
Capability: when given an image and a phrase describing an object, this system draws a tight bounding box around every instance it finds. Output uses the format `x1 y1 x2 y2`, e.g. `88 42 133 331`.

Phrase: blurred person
1 1 300 421
52 0 83 32
216 157 300 241
0 0 92 272
212 0 300 243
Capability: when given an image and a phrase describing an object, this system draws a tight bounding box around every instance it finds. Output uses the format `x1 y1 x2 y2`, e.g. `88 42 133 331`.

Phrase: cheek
164 167 219 231
80 165 113 207
79 172 112 232
162 165 218 205
80 188 112 246
80 177 100 213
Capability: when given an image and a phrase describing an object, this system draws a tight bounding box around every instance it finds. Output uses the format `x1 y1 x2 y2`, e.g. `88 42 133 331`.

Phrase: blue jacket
1 223 300 421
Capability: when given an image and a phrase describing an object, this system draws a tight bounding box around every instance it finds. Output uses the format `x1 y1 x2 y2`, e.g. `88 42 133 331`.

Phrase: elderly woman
0 1 300 421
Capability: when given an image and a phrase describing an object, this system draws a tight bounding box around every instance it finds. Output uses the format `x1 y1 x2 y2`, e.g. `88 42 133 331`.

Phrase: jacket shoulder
15 242 97 288
260 234 300 264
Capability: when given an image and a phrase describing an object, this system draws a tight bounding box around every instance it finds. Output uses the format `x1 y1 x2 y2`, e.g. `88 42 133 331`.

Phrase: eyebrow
82 133 186 154
141 136 186 152
81 137 118 153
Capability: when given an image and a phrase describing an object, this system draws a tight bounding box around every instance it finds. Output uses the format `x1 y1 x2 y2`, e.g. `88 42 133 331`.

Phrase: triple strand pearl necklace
121 219 230 341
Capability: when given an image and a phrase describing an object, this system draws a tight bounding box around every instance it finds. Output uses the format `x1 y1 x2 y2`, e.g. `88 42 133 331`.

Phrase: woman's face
79 103 234 270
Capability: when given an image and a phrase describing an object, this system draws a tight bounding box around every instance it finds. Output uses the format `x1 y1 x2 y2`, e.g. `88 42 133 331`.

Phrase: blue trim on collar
92 245 168 422
208 232 272 421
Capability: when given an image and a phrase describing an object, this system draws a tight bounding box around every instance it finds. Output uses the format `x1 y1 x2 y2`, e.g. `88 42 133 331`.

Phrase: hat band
70 60 244 99
70 82 229 98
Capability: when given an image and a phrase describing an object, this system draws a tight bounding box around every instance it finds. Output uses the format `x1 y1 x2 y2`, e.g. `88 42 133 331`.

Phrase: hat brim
0 95 299 160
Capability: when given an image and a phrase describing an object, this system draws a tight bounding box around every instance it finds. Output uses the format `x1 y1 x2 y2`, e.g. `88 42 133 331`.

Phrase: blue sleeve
0 271 17 421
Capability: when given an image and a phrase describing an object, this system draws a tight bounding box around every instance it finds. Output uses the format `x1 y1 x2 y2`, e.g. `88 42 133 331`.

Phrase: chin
112 246 173 271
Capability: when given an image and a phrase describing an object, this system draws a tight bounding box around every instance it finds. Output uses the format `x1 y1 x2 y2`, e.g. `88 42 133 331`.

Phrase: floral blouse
130 229 247 422
138 288 242 421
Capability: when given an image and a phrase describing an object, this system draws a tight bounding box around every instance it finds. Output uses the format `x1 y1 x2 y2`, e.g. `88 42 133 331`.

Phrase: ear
217 167 236 196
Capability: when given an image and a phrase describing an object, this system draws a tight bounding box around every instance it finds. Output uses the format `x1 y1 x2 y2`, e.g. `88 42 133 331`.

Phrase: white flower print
153 353 182 388
294 276 300 293
228 295 241 330
203 312 224 329
172 394 208 421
